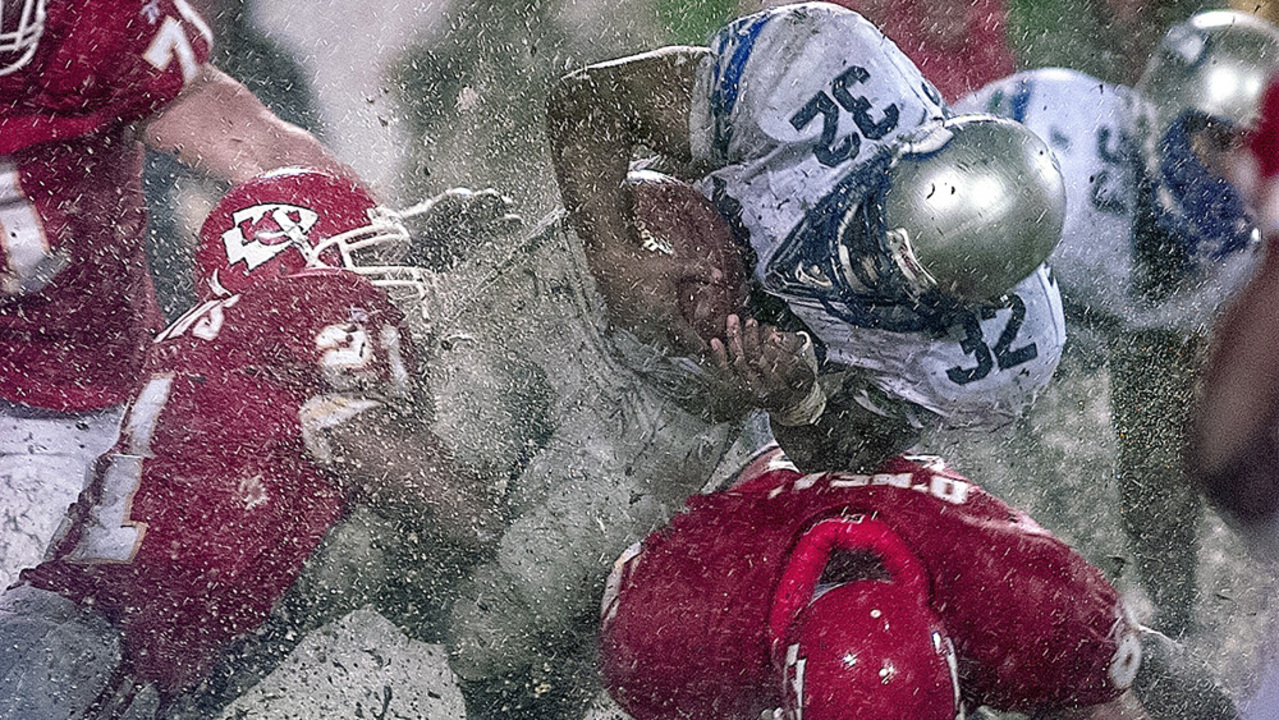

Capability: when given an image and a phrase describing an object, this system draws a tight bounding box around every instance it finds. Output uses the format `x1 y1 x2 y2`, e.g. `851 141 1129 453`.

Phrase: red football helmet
0 0 44 76
196 167 416 298
770 517 960 720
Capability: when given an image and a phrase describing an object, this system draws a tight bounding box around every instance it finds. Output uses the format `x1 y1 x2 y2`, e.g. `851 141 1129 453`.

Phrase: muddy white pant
0 401 123 590
0 584 158 719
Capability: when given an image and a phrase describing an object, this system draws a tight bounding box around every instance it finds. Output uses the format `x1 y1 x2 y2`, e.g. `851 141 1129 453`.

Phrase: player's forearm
548 49 719 353
322 406 505 554
1193 241 1279 522
547 64 647 268
143 65 357 187
547 48 704 255
361 434 504 552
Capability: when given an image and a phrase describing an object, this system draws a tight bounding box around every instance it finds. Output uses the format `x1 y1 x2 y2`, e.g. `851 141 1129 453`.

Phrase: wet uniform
956 68 1260 332
601 449 1140 719
0 0 213 590
446 4 1064 712
691 3 1066 430
1 268 414 716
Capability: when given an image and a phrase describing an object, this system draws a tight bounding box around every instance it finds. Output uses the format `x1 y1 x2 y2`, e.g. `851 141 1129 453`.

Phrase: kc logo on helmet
221 203 321 271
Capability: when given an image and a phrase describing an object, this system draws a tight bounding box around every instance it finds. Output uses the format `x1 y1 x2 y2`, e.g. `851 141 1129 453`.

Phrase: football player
0 168 501 719
1193 72 1279 718
0 0 357 591
547 0 1067 478
448 4 1068 719
956 9 1279 638
601 446 1238 720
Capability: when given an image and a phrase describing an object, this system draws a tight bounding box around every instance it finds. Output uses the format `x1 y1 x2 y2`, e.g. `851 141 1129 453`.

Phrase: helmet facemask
1133 10 1278 289
0 0 43 76
197 168 434 317
311 205 434 311
762 116 1065 335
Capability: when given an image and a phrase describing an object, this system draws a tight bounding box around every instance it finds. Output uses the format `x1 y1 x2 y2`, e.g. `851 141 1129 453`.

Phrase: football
625 170 750 349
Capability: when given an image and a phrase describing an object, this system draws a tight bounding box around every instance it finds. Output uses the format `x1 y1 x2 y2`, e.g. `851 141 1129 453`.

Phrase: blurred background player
956 9 1279 639
443 3 1068 718
0 168 502 719
793 0 1016 102
0 0 358 592
1193 72 1279 718
600 446 1238 720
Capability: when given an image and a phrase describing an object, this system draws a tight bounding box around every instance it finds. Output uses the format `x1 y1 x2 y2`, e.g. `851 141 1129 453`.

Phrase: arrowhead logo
220 203 321 272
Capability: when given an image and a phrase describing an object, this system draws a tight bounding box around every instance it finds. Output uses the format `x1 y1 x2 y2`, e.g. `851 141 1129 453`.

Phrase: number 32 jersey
23 269 416 695
0 0 213 411
687 3 1065 428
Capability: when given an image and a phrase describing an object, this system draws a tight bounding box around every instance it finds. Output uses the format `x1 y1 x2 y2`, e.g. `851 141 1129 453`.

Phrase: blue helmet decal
760 150 951 333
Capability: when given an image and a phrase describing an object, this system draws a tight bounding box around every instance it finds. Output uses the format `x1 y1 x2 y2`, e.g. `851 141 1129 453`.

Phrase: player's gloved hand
710 314 825 425
400 188 523 269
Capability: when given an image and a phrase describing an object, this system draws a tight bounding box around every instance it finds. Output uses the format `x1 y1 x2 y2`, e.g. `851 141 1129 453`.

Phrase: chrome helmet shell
1137 10 1279 140
877 114 1066 303
760 114 1065 333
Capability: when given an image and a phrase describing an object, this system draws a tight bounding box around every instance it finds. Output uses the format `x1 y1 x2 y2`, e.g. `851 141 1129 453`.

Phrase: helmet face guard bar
308 207 415 278
762 151 952 334
305 207 433 309
0 0 44 76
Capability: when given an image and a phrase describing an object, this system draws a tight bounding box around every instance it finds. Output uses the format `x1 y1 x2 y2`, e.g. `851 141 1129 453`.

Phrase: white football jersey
789 265 1066 429
956 68 1261 333
685 3 1062 429
689 2 946 277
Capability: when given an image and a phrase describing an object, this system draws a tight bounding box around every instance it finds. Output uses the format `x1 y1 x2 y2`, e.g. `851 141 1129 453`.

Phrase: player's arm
142 64 356 186
546 47 712 354
770 373 924 475
309 399 505 556
1192 79 1279 530
1191 234 1279 527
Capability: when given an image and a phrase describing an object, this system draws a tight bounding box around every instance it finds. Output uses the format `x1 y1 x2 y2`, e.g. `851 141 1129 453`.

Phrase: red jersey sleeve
0 0 214 154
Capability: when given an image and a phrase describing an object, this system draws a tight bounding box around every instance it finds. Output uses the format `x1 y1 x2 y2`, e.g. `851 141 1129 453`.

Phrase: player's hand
400 188 523 268
710 314 820 419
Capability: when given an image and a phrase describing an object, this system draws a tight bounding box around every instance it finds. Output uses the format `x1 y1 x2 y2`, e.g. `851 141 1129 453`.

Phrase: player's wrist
771 380 827 426
771 333 825 426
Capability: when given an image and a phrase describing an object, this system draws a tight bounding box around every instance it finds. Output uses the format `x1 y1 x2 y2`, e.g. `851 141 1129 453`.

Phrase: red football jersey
24 269 417 695
601 452 1137 719
0 0 213 411
830 0 1015 103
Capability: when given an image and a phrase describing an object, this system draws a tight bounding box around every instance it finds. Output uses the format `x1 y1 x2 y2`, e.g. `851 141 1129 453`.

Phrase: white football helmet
1138 10 1279 142
0 0 44 76
761 114 1065 332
